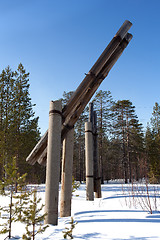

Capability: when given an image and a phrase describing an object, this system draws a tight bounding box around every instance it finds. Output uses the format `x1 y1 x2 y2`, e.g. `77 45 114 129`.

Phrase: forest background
0 64 160 185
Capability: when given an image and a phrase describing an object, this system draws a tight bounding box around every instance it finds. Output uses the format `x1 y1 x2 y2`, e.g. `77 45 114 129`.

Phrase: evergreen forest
0 64 160 184
0 64 45 183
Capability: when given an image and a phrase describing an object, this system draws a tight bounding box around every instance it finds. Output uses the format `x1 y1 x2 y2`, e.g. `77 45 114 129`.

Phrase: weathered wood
85 122 94 201
26 24 133 166
62 20 132 119
44 100 62 225
89 102 94 123
61 33 133 135
93 111 101 198
27 130 48 165
60 128 74 217
88 104 101 198
37 147 47 166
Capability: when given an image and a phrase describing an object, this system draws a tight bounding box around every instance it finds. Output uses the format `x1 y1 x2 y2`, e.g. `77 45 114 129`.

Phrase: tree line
0 64 160 184
63 90 160 184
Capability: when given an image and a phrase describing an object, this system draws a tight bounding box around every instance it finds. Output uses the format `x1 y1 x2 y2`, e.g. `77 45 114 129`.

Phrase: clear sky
0 0 160 135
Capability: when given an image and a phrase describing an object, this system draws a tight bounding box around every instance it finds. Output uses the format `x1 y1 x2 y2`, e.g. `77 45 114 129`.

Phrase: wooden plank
37 148 47 166
26 130 48 165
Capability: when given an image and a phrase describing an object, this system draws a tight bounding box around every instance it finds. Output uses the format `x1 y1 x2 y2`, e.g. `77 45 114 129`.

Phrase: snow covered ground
1 181 160 240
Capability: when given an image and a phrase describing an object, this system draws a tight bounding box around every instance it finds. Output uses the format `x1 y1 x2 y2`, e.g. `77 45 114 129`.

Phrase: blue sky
0 0 160 135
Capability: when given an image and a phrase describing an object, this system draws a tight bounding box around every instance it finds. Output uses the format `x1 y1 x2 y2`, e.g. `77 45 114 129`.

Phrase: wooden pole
93 111 101 198
88 103 101 198
89 102 94 123
85 122 94 201
44 100 62 225
60 128 74 217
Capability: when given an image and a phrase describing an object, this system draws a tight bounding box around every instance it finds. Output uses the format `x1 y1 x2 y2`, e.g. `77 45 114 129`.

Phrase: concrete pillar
60 128 74 217
85 122 94 201
44 100 62 225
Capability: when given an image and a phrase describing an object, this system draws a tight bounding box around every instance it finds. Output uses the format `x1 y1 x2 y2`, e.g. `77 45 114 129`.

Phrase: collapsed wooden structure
26 20 133 166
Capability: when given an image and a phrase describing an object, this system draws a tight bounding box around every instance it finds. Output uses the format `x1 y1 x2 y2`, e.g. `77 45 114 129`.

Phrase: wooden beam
26 24 133 166
62 20 132 120
61 33 133 138
27 130 48 165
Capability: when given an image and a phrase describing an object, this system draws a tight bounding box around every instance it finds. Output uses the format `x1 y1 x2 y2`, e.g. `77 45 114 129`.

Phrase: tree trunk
78 136 82 183
33 223 35 240
9 188 13 239
126 116 131 183
122 126 128 184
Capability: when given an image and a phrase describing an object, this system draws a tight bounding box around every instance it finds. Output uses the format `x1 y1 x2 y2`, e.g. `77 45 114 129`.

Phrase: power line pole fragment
85 121 94 201
44 100 62 225
85 102 101 201
60 128 74 217
92 111 102 198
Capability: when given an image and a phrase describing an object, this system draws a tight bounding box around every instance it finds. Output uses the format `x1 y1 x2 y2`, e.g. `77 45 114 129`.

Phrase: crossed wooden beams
26 20 133 166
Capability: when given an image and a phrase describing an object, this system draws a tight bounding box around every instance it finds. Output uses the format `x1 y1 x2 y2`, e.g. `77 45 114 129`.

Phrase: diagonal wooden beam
26 22 133 166
62 20 132 119
61 33 133 138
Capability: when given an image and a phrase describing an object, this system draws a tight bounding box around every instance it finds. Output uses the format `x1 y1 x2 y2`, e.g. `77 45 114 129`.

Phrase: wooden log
62 20 132 119
44 100 62 225
26 30 133 166
93 111 101 198
85 122 94 201
26 130 48 165
61 33 133 137
60 128 74 217
89 102 94 123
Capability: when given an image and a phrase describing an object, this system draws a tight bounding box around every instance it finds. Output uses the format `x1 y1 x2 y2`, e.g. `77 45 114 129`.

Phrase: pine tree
61 91 74 107
145 102 160 183
63 217 77 239
111 100 142 183
20 188 48 240
74 110 88 182
0 157 27 239
93 90 113 183
0 67 14 178
150 102 160 135
12 63 40 179
127 118 144 181
107 137 123 180
0 64 41 183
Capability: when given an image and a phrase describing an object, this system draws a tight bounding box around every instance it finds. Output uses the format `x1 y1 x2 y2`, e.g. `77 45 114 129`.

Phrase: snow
1 182 160 240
